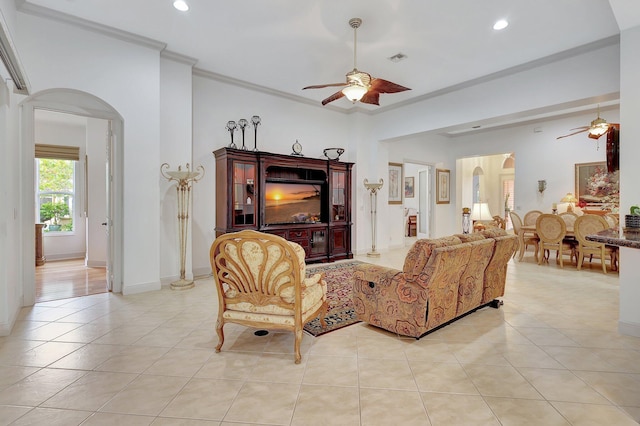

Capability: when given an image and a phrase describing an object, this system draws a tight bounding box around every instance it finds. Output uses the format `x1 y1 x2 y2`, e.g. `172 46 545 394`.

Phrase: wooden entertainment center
213 147 354 262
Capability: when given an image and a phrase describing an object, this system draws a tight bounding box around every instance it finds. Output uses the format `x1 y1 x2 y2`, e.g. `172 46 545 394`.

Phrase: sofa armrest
353 264 429 337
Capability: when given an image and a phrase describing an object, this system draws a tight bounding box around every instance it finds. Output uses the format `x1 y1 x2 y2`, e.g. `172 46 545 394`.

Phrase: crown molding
161 50 197 67
192 67 348 113
17 2 166 51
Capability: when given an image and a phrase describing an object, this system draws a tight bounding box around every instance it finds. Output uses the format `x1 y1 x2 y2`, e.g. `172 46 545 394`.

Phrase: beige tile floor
1 244 639 425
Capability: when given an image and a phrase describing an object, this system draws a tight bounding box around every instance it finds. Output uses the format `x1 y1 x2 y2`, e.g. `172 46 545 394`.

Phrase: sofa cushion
455 233 486 243
403 236 462 279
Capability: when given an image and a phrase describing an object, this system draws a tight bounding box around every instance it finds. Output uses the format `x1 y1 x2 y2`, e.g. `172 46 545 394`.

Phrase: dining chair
574 215 618 274
509 211 538 261
604 213 619 228
523 210 543 227
559 211 578 228
536 214 574 268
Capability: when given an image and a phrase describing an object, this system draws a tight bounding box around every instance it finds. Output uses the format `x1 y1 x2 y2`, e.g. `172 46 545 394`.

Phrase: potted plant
625 205 640 229
40 202 70 231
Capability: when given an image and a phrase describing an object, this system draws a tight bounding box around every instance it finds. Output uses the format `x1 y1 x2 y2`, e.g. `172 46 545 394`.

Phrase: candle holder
160 163 205 290
238 118 249 150
226 120 237 148
462 207 471 234
251 115 261 151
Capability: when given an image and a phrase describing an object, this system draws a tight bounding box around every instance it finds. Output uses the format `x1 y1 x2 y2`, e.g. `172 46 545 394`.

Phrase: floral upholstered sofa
352 228 518 338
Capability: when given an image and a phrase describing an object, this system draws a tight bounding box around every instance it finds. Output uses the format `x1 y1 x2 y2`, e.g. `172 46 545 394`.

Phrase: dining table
517 224 574 262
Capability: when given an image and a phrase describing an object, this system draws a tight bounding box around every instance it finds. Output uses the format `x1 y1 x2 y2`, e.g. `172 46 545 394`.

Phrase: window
35 158 76 232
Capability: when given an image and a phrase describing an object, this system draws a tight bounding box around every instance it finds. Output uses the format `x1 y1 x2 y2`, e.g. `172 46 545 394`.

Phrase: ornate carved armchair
209 230 327 363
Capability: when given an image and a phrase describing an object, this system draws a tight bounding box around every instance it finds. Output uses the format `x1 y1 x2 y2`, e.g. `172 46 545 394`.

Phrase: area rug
303 260 365 337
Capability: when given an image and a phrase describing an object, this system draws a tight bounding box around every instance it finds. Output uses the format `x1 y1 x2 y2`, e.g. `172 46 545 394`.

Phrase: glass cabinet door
232 162 256 226
331 170 346 221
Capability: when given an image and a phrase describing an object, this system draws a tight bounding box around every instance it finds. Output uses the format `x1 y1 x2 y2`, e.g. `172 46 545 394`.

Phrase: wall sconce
538 180 547 194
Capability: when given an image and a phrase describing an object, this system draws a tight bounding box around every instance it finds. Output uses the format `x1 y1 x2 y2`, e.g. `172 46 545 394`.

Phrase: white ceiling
18 0 638 114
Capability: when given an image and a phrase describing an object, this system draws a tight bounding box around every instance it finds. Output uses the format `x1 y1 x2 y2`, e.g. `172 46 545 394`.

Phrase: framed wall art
404 176 415 198
436 168 450 204
575 161 619 207
388 162 403 204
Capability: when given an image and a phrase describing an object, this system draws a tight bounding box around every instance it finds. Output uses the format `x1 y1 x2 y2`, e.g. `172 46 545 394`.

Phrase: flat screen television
264 181 323 225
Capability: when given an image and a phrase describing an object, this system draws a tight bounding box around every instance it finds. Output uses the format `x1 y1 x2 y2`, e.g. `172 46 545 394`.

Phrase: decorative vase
625 215 640 229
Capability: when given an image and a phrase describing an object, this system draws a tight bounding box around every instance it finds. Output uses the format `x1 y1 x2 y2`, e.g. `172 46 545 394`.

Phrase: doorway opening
403 162 434 243
33 109 110 303
21 88 124 306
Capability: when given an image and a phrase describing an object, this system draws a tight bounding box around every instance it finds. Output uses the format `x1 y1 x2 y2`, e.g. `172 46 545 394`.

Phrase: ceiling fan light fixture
589 117 609 137
342 84 368 102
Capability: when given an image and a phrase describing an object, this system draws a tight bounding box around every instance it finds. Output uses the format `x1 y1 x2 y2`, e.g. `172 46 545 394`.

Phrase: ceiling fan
303 18 410 106
556 107 619 140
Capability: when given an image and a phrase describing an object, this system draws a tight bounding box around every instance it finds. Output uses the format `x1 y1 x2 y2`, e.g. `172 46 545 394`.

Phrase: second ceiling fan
556 108 619 140
303 18 410 106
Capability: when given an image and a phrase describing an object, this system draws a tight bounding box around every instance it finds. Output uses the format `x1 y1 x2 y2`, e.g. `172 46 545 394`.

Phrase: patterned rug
303 260 364 337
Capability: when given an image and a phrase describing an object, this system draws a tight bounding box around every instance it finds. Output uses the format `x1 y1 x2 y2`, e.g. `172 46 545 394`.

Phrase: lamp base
366 251 381 258
170 278 195 290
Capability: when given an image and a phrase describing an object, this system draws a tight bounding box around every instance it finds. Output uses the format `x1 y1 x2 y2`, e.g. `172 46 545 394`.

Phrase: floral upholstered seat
210 230 327 363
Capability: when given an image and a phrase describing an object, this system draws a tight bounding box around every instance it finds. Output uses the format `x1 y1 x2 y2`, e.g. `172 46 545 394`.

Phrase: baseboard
122 280 161 295
0 296 22 337
193 266 212 279
618 320 640 338
86 260 106 268
44 253 85 261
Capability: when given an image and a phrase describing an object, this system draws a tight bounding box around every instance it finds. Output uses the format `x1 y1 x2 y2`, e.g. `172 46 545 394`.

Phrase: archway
20 89 124 305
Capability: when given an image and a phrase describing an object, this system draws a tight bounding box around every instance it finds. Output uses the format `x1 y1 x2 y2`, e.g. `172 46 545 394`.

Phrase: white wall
34 116 87 260
0 77 23 335
618 24 640 337
159 54 195 283
17 11 162 294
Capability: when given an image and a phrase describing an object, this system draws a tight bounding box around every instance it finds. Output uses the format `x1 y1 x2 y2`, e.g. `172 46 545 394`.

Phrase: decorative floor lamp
161 163 204 290
364 178 384 257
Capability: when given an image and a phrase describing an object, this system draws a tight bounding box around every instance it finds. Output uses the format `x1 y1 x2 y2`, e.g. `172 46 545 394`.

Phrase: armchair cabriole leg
215 319 224 353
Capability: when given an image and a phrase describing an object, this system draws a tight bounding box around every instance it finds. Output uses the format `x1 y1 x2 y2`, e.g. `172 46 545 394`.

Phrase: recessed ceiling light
493 19 509 30
173 0 189 12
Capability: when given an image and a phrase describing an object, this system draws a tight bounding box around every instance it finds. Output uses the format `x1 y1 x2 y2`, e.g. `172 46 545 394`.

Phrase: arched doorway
20 89 124 305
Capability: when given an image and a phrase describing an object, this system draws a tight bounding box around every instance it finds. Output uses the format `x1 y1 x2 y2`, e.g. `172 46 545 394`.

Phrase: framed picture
404 176 415 198
436 168 450 204
575 161 619 207
388 163 403 204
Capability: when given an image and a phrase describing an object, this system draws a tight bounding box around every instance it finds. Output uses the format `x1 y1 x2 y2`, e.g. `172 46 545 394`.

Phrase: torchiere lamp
161 163 204 290
364 178 384 257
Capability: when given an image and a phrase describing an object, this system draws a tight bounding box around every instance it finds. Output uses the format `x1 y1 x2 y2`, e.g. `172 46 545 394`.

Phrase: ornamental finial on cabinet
251 115 261 151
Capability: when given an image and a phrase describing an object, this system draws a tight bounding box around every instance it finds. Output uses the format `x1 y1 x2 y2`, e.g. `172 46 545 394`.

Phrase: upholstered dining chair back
559 211 578 228
523 210 543 226
536 214 573 268
209 230 327 363
574 215 617 274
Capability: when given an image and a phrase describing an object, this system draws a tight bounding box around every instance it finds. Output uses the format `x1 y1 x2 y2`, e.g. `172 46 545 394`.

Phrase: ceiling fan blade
321 90 345 105
360 90 380 106
370 78 411 94
556 128 589 140
303 83 347 90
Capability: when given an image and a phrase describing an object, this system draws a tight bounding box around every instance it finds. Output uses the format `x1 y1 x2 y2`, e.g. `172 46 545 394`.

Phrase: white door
105 121 114 291
417 167 432 239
